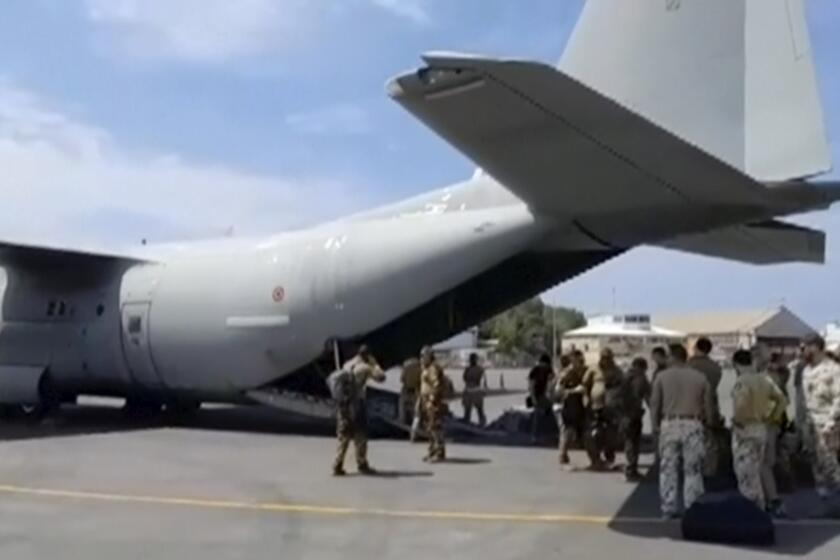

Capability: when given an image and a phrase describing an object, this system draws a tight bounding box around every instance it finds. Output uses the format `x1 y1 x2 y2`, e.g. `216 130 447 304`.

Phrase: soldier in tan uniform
420 347 447 463
555 350 587 465
582 348 624 470
399 357 422 425
730 349 787 514
461 353 487 426
332 345 385 476
688 337 724 476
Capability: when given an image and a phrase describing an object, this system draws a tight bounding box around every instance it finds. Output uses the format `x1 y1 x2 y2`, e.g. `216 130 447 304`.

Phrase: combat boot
358 463 377 475
332 465 347 477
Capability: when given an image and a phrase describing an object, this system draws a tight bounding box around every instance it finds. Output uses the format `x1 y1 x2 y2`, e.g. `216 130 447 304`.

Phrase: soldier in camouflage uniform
332 345 385 476
688 337 724 478
555 350 588 465
730 349 787 513
420 347 447 463
801 336 840 502
651 344 714 519
621 357 651 482
582 348 624 470
399 357 422 425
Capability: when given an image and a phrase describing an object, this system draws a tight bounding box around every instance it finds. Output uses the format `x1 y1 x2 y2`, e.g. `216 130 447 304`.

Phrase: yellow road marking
0 484 837 527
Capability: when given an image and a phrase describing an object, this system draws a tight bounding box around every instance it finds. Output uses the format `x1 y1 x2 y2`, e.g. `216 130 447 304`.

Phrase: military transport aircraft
1 0 838 416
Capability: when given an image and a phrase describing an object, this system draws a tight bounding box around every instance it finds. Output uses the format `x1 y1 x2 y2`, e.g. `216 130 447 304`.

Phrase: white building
433 327 485 367
562 314 684 365
434 327 479 352
824 322 840 351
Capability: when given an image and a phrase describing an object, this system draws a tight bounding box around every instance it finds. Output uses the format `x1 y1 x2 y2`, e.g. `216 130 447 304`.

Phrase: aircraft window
128 316 142 334
96 304 105 317
47 301 56 317
58 301 66 316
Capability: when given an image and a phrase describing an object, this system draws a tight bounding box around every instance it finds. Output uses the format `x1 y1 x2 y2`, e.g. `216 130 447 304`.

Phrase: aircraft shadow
0 403 337 443
0 405 166 442
607 463 840 556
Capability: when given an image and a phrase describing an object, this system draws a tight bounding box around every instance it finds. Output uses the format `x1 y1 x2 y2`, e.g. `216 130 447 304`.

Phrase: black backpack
682 493 775 546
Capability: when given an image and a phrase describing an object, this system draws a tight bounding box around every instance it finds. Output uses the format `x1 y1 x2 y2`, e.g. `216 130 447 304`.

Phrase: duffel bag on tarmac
681 493 775 546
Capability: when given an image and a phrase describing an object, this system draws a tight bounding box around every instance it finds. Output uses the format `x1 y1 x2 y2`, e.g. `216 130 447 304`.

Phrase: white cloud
285 104 372 136
0 80 360 250
83 0 430 64
84 0 309 64
370 0 430 24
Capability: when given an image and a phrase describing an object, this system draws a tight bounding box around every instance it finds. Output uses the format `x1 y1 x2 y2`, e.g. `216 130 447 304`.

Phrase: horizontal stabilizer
388 54 771 220
658 220 825 265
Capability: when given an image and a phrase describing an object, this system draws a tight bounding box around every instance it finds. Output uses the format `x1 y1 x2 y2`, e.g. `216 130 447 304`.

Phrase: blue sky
0 0 838 326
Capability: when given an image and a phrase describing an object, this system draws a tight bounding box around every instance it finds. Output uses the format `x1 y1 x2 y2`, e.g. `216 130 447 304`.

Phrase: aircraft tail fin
559 0 831 182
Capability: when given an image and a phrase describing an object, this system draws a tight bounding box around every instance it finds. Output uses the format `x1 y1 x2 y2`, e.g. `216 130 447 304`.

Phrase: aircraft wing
0 239 147 270
388 53 773 216
657 219 825 265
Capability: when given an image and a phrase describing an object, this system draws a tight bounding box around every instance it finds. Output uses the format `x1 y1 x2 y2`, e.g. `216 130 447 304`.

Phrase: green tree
480 298 585 359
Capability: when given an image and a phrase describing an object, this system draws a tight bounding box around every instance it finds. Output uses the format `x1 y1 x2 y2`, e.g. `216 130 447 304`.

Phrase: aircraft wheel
9 403 50 424
164 399 202 417
123 396 163 417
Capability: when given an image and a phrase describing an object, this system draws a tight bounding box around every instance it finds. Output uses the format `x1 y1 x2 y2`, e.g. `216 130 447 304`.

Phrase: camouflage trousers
558 412 585 461
424 398 446 461
659 419 705 516
732 423 768 510
333 409 369 470
808 420 840 498
702 428 720 477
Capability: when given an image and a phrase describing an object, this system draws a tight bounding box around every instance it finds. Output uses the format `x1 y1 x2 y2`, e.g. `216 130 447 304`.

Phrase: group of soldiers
329 345 449 476
328 335 840 521
537 347 651 481
526 334 840 519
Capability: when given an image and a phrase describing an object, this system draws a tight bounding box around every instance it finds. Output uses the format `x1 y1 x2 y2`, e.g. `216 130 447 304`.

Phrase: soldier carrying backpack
328 345 385 476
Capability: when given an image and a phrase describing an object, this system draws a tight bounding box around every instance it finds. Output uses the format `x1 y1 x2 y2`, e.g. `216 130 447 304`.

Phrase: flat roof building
562 313 684 365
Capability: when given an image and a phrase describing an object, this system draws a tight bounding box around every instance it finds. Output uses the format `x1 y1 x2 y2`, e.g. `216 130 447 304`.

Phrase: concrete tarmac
1 403 839 559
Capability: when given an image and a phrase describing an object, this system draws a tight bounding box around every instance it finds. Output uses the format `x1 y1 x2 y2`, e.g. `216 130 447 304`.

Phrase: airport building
433 327 486 366
655 306 816 358
561 314 684 365
823 321 840 351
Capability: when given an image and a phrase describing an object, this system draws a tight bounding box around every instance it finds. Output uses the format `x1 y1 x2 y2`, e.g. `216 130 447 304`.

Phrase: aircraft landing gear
123 396 163 418
164 398 202 416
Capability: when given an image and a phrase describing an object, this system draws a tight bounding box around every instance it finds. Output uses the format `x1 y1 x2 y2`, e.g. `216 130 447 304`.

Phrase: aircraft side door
120 302 164 388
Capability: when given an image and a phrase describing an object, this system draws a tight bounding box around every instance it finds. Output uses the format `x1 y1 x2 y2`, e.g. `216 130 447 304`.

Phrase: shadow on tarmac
608 467 840 556
0 402 335 443
367 470 434 479
439 457 492 465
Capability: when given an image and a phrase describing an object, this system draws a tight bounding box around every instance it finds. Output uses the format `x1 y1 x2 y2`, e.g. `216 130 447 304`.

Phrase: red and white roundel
272 286 286 303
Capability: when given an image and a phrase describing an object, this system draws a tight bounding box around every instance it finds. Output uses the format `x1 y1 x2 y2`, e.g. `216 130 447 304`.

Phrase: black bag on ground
681 493 775 546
